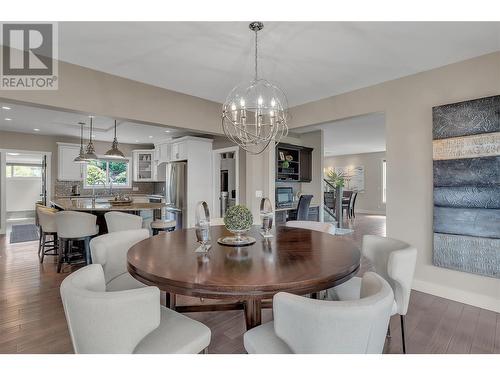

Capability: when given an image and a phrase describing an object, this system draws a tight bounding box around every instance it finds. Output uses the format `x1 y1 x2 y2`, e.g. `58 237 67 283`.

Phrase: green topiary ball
224 205 253 231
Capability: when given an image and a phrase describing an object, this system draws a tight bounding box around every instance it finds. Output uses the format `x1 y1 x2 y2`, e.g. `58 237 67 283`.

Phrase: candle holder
195 201 211 253
259 197 274 238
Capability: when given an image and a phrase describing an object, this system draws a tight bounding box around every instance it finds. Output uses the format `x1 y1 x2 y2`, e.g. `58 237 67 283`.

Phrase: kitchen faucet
92 180 106 204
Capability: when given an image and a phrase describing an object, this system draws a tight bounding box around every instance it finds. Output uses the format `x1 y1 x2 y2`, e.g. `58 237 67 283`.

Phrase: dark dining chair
296 195 313 221
342 191 353 219
350 192 358 219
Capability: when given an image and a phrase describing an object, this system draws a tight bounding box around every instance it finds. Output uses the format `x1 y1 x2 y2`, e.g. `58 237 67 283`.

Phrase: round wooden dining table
127 225 361 329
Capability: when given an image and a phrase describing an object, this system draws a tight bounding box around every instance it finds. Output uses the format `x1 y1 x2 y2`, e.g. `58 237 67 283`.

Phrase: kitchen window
84 158 131 188
6 164 42 178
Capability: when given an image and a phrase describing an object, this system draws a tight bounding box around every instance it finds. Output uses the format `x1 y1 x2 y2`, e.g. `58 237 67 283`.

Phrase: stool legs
40 233 58 264
57 236 93 272
40 233 46 263
57 239 65 273
84 237 92 265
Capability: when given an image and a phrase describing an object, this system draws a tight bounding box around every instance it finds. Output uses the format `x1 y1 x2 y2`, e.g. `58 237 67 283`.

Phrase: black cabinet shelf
275 142 313 183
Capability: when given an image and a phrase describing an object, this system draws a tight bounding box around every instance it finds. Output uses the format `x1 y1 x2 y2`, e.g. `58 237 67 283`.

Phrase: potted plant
325 169 345 188
219 205 255 246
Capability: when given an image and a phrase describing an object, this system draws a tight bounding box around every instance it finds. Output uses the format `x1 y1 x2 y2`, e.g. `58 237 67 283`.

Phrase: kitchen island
50 198 167 234
50 198 165 212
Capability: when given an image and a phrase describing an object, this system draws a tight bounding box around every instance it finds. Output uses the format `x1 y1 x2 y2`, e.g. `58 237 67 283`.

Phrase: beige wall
0 59 222 135
324 151 386 215
288 52 500 312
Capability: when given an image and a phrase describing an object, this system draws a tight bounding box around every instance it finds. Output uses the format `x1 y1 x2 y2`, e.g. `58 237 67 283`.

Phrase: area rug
10 224 39 244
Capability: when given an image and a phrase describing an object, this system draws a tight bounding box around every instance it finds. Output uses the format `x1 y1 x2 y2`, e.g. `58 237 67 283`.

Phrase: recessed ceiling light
2 106 11 110
4 118 12 121
7 152 19 156
33 128 40 132
164 130 171 133
148 135 153 138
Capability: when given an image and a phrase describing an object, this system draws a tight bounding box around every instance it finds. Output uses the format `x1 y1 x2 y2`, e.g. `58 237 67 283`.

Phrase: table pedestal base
244 299 262 330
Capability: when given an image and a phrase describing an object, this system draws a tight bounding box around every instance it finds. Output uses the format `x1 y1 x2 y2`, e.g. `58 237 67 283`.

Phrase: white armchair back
273 272 393 353
37 207 58 233
56 211 97 238
90 229 149 285
105 212 143 233
60 264 160 353
361 235 417 315
285 220 334 234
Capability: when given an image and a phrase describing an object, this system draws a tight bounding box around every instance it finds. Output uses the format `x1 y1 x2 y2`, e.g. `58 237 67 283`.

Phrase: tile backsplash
55 180 155 197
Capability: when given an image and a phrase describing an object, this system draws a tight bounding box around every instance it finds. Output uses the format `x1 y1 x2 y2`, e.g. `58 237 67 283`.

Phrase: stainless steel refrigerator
164 161 187 229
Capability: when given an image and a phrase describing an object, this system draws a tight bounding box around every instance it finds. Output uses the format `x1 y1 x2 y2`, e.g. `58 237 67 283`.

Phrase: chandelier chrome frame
222 22 288 155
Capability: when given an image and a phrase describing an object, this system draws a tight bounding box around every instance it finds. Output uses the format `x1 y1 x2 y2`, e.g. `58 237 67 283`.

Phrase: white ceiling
294 112 386 156
56 22 500 107
0 102 185 144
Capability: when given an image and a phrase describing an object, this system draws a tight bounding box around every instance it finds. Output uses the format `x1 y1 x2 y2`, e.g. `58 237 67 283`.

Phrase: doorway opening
291 112 387 232
212 146 239 218
0 149 51 240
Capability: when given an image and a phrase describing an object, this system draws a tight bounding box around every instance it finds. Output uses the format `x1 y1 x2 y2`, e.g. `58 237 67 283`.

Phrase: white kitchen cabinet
132 150 157 182
170 141 188 161
156 142 171 163
57 143 83 181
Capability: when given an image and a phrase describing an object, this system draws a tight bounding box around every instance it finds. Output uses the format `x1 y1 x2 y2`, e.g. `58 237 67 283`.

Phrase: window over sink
84 158 131 189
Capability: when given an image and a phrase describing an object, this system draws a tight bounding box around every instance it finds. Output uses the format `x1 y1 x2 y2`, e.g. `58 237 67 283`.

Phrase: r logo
2 23 53 76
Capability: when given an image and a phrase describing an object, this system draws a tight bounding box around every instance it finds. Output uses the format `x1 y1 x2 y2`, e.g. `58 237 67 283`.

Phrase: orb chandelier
222 22 288 155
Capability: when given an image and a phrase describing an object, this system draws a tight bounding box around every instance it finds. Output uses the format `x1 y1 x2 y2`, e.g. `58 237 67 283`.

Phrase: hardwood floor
1 214 499 354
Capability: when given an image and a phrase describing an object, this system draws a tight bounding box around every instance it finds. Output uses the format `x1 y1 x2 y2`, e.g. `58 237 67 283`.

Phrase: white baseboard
412 278 500 313
354 209 386 215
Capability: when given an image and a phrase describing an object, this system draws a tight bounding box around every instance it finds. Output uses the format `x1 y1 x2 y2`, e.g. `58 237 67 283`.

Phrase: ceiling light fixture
222 22 288 155
164 130 171 133
105 120 126 160
2 106 11 110
7 152 20 156
83 117 98 161
5 118 12 121
74 122 88 163
33 128 40 132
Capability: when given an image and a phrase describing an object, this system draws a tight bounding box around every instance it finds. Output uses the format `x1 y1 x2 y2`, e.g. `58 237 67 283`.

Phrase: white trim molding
412 278 500 313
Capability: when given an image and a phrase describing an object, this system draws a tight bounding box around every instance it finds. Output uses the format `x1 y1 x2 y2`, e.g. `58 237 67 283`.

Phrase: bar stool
55 211 99 273
151 219 176 235
105 211 143 233
37 206 59 263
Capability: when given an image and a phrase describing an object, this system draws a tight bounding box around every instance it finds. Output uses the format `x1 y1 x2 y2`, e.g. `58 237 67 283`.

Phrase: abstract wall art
432 95 500 278
334 166 365 192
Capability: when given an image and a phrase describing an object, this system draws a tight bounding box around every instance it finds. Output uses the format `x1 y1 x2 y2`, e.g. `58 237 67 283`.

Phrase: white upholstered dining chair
60 264 211 354
285 220 335 234
244 272 394 354
90 229 149 291
104 212 143 233
326 235 417 353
